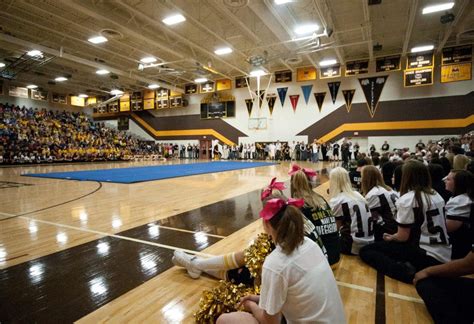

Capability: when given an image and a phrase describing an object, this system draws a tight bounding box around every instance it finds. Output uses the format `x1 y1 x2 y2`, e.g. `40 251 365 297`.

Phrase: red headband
261 177 286 201
259 198 305 221
288 164 317 179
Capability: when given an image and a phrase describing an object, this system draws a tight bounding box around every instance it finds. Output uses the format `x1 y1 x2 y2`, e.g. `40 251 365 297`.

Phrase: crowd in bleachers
0 103 176 164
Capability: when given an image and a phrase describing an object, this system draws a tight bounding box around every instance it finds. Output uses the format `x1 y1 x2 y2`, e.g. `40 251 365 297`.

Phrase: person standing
321 142 328 161
332 142 340 161
381 141 390 153
311 139 319 163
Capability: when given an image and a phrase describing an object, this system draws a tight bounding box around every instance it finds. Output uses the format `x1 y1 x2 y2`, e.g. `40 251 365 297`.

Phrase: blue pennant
301 84 313 105
277 87 288 107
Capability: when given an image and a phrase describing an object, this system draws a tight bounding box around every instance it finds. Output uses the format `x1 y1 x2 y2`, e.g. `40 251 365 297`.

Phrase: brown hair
268 205 304 254
361 165 392 196
452 169 474 199
290 170 326 209
400 160 433 211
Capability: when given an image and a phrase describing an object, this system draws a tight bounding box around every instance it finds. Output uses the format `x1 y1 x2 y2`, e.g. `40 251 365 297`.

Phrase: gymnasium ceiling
0 0 473 96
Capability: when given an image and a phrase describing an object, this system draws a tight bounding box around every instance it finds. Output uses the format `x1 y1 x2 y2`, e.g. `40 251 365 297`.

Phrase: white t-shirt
366 186 398 223
330 192 374 253
445 194 473 222
259 237 346 324
396 191 451 263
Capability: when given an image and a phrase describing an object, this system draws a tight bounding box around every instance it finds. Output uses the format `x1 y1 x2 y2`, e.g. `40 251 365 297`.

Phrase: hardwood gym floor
0 160 431 323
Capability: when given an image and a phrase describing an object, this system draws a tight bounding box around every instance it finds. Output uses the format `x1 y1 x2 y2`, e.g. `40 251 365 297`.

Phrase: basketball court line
154 224 226 239
388 292 424 304
336 281 374 293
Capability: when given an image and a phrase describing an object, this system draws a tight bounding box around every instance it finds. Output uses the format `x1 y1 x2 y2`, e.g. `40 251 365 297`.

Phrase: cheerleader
361 165 398 241
329 167 374 255
360 160 451 283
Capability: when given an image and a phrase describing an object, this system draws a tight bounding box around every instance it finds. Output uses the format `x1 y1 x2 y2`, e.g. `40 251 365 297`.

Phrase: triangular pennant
245 99 253 116
358 76 388 118
327 81 341 104
301 84 313 105
255 90 265 108
313 92 326 112
342 90 355 113
289 95 299 113
277 87 288 107
266 95 277 116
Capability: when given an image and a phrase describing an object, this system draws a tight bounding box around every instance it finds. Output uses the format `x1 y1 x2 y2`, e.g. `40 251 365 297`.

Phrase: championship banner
342 89 355 113
255 90 265 108
235 76 248 88
277 87 288 107
157 98 169 109
143 99 155 110
345 60 369 76
404 68 433 87
442 45 472 65
245 99 253 116
70 96 85 107
301 85 313 104
376 55 401 72
200 81 215 93
216 79 232 91
52 93 67 104
86 97 97 106
157 89 170 97
441 63 472 83
406 51 434 69
275 70 292 83
117 116 129 131
313 92 326 112
143 89 155 100
108 101 119 113
289 95 299 113
31 89 48 101
185 84 198 94
297 67 317 82
359 76 388 118
327 81 341 104
320 65 341 79
266 94 277 116
120 93 130 112
170 96 183 108
9 86 28 98
131 91 143 111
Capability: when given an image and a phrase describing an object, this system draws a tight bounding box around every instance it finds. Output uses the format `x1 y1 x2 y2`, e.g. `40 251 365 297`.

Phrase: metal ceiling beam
436 0 472 53
0 33 183 92
313 0 345 64
361 0 373 60
116 0 248 77
402 0 419 56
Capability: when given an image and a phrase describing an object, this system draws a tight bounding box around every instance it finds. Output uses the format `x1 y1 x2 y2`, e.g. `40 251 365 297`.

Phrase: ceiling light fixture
78 94 89 98
250 69 267 77
26 84 38 89
319 59 337 66
96 69 110 75
148 84 160 89
162 14 186 26
110 89 124 95
0 63 5 68
411 45 434 53
194 77 208 83
294 24 320 35
275 0 292 4
214 47 233 55
27 50 43 57
88 36 108 44
54 77 68 82
422 2 454 14
140 57 157 63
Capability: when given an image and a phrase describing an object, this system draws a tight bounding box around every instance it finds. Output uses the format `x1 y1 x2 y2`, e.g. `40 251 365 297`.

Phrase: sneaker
172 250 202 279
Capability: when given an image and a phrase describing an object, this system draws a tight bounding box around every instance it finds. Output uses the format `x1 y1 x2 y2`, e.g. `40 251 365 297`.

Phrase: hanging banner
342 89 356 113
301 84 313 104
359 76 387 118
266 94 277 116
404 68 433 87
441 63 472 83
157 89 170 97
185 84 198 94
52 93 67 104
376 55 401 72
442 45 472 65
320 65 341 79
216 79 232 91
9 86 28 98
313 92 326 112
170 96 183 108
31 89 48 101
327 81 341 104
345 60 369 76
277 87 288 107
275 70 292 83
235 76 248 88
289 95 299 113
245 98 253 116
297 67 317 82
200 81 215 93
406 51 434 69
70 96 85 107
143 99 155 110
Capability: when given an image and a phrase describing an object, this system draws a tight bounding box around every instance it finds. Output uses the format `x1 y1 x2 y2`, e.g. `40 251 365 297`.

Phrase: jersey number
426 209 448 245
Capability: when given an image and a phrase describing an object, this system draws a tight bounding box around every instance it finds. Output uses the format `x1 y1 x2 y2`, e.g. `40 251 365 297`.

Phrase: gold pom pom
244 233 274 291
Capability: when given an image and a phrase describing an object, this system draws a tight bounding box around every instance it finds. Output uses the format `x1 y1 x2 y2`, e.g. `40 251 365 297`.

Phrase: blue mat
23 161 277 184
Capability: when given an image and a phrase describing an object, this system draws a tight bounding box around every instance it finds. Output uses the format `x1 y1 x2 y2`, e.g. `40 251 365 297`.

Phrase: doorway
199 139 212 159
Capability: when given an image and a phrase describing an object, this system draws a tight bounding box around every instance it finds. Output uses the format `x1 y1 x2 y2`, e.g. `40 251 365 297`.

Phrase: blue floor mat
23 161 277 184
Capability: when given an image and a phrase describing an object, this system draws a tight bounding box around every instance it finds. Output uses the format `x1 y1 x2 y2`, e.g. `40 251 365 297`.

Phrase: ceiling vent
284 57 303 65
223 0 249 8
100 29 123 40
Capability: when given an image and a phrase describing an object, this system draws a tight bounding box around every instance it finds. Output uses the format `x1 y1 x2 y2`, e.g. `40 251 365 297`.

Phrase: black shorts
226 266 254 286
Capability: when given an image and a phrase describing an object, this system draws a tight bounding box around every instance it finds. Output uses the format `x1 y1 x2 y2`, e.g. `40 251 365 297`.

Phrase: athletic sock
202 269 228 280
194 252 239 271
